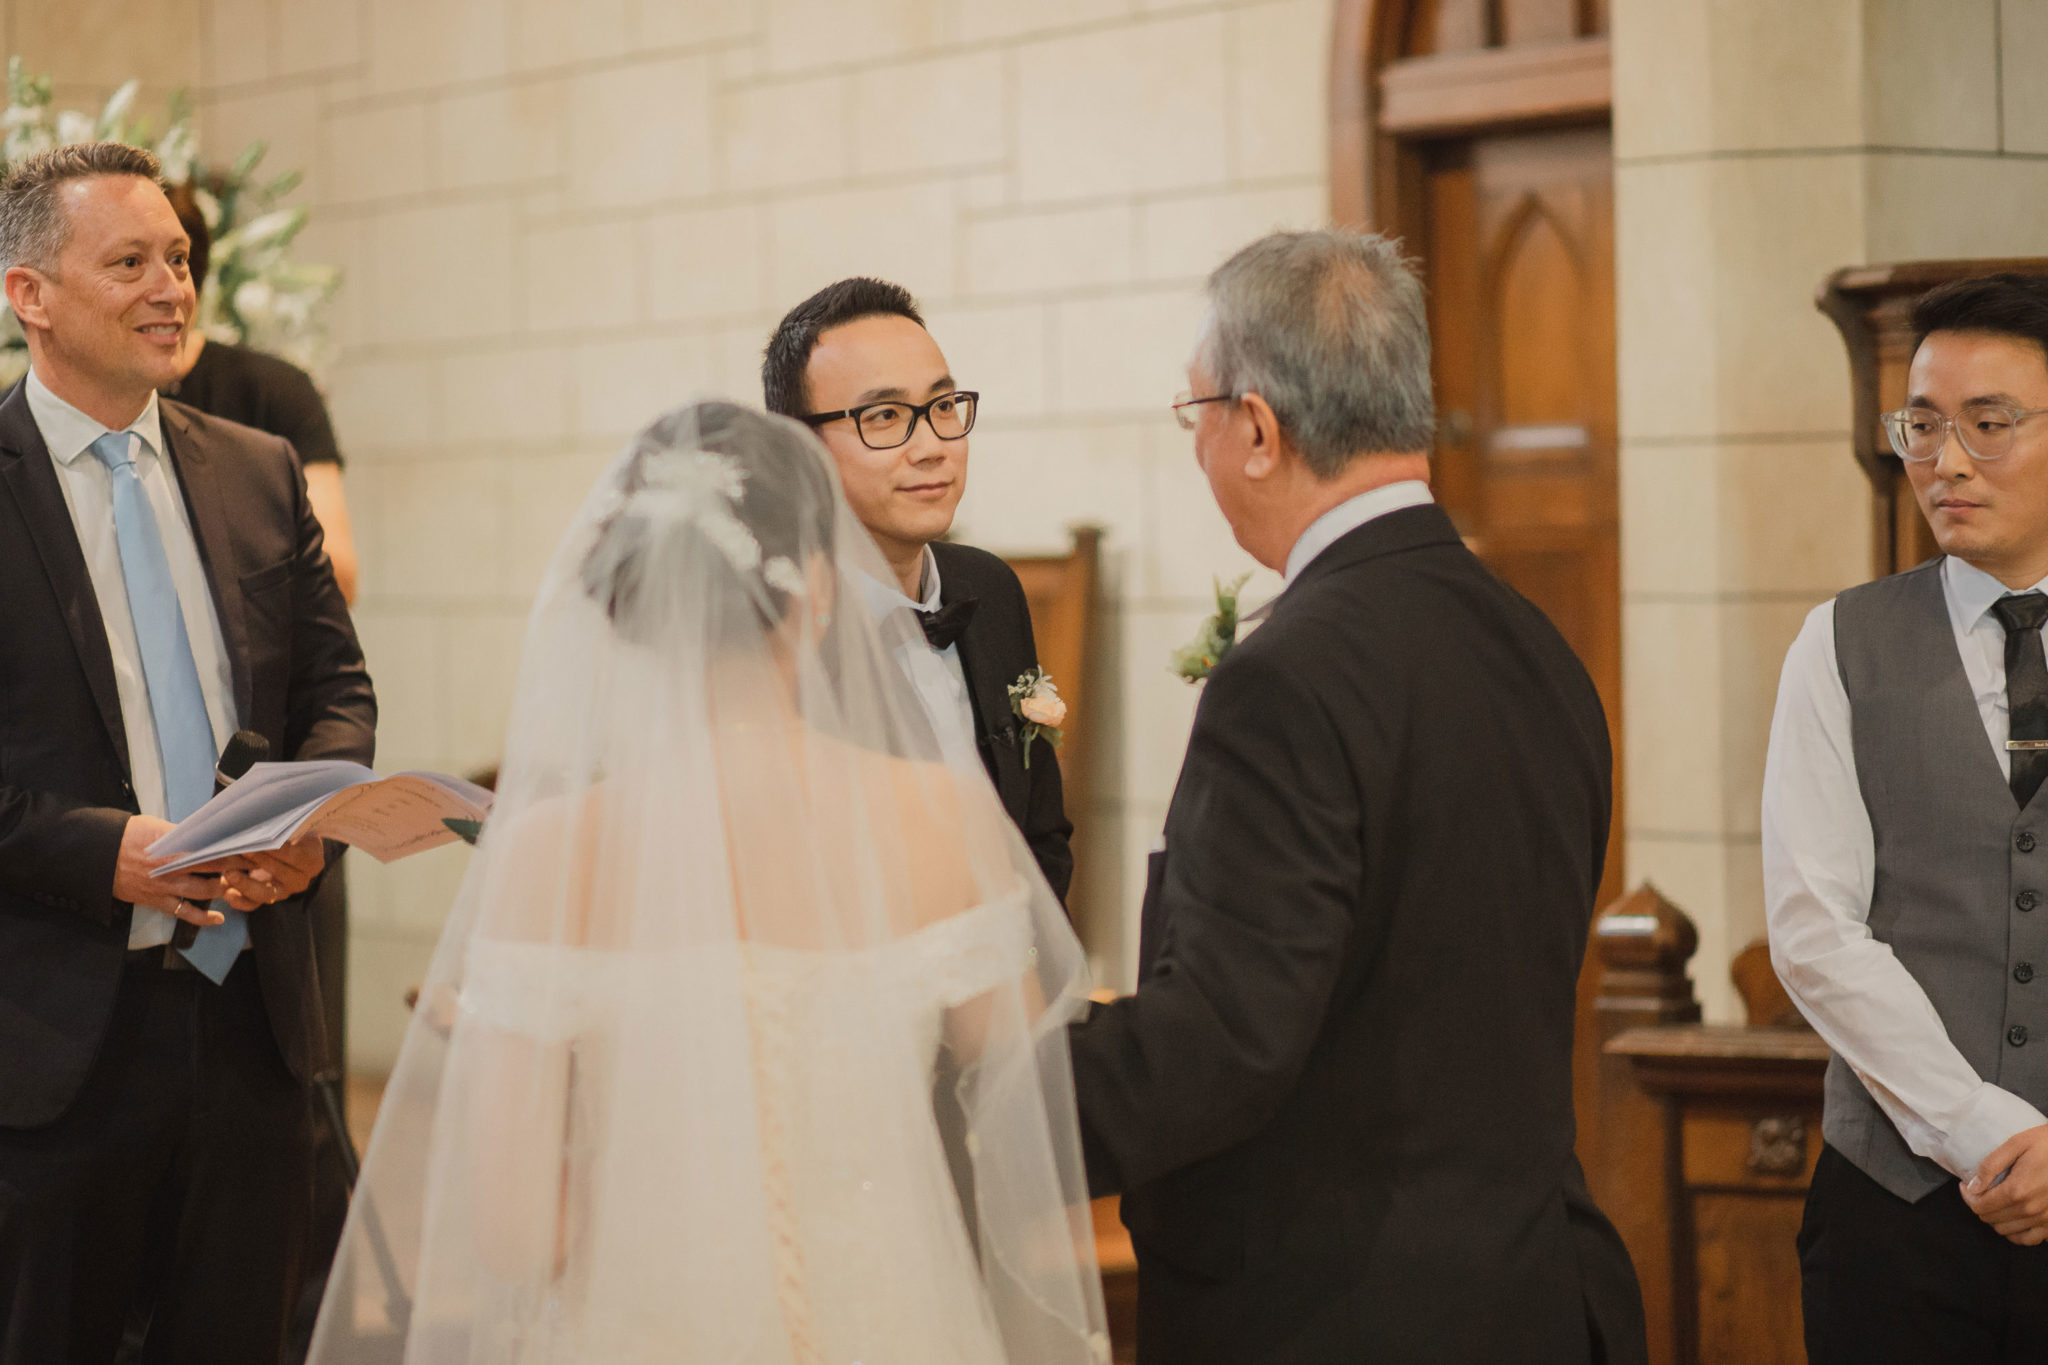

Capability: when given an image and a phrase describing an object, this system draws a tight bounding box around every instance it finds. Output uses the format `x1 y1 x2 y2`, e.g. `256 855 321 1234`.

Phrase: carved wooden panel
1613 1024 1829 1365
1399 0 1607 58
1423 125 1619 905
1592 887 1704 1365
1503 0 1578 44
1004 527 1102 930
1691 1191 1810 1365
1404 0 1491 55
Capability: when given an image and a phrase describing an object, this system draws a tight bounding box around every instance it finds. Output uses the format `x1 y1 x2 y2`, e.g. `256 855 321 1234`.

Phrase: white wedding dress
459 895 1047 1365
307 402 1105 1365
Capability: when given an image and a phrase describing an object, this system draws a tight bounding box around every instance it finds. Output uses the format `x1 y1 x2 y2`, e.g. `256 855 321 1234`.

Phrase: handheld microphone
174 731 272 950
214 730 269 794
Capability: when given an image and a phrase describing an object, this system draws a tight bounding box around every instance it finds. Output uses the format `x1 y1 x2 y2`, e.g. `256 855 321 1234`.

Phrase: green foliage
1170 572 1253 683
0 59 338 385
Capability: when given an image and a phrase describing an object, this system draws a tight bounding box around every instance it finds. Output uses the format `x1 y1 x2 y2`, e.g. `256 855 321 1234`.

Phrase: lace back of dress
741 953 824 1365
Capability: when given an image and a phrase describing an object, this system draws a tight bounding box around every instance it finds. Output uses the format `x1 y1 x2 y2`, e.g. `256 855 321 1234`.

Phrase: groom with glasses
763 277 1073 905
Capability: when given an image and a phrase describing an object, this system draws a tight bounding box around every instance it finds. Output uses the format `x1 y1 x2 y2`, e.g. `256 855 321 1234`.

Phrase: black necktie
1992 591 2048 807
918 598 977 651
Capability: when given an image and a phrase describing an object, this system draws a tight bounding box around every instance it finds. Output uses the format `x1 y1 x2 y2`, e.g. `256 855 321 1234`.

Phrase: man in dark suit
762 277 1071 899
0 143 374 1364
1067 230 1645 1364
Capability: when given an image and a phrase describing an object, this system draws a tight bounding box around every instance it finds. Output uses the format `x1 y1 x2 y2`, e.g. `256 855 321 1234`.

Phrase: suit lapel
0 382 131 773
158 402 252 727
941 563 1023 810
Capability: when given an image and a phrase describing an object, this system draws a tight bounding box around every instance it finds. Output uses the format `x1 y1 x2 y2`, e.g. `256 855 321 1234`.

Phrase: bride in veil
306 401 1108 1364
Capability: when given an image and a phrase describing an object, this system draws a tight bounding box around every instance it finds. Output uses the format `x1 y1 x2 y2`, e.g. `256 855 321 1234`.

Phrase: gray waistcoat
1832 560 2048 1201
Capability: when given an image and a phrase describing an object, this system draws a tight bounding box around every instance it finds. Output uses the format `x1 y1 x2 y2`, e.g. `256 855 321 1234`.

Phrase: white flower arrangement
0 58 339 387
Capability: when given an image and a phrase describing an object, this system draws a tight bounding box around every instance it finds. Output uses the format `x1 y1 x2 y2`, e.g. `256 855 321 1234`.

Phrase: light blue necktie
88 431 245 981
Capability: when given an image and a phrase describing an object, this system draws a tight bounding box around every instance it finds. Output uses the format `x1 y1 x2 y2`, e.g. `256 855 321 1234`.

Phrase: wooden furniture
1585 886 1702 1359
1816 258 2048 577
1006 529 1130 1357
1093 1196 1138 1363
1610 1027 1826 1365
1001 527 1105 938
1002 526 1102 833
1600 917 1828 1365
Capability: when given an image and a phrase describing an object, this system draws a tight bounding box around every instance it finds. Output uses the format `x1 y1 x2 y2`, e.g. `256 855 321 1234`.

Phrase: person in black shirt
161 186 359 1365
163 187 358 600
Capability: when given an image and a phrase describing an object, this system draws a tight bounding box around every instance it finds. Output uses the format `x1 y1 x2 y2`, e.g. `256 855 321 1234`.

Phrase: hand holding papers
147 761 493 873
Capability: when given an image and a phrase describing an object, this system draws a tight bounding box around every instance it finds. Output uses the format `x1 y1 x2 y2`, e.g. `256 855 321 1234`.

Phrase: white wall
1613 0 2048 1021
173 0 1334 1071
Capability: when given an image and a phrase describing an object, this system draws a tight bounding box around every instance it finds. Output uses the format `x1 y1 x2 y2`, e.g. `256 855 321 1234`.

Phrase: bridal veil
307 401 1106 1364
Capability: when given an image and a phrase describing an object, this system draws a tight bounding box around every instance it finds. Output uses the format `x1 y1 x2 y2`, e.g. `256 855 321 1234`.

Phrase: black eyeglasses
800 391 979 451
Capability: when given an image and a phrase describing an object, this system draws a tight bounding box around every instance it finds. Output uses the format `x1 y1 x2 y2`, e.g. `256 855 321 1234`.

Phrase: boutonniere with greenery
1007 667 1067 769
1170 573 1253 683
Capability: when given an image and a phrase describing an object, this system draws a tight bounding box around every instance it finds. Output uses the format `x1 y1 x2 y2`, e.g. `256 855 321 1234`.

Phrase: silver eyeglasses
1881 402 2048 463
1172 390 1235 431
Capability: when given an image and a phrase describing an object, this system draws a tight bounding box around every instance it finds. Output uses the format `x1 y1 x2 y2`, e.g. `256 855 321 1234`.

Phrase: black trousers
1800 1142 2048 1364
0 953 315 1365
284 862 351 1365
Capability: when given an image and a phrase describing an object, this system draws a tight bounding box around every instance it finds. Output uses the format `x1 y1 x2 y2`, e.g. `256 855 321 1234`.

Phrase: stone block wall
1613 0 2048 1021
162 0 1332 1070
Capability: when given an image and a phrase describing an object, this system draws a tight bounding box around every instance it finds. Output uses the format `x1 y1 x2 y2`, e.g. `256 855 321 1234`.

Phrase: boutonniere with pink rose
1007 666 1066 769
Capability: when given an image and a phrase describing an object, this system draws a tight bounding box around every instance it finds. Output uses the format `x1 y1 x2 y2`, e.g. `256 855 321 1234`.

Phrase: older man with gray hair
1068 229 1646 1365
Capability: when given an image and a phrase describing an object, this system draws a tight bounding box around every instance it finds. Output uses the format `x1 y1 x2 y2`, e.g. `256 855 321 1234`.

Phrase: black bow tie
918 598 978 650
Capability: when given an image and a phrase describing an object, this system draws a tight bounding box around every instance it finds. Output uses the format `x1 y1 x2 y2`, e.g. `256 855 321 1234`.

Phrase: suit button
2011 1025 2031 1047
2023 891 2040 913
2020 963 2037 984
2022 832 2038 853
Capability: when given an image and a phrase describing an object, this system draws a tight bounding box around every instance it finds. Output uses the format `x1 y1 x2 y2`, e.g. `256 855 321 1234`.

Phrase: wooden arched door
1331 0 1622 1188
1425 130 1618 880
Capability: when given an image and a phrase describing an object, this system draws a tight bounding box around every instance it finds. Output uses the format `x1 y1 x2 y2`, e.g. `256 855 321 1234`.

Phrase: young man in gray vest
1766 273 2048 1362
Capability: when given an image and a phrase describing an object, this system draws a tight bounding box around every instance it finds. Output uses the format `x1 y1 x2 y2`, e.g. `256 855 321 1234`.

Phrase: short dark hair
0 141 165 273
1911 273 2048 371
761 277 925 418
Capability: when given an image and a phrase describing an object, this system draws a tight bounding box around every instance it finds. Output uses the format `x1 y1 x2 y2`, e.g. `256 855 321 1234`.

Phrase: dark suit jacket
0 383 375 1128
931 540 1073 903
1067 506 1645 1365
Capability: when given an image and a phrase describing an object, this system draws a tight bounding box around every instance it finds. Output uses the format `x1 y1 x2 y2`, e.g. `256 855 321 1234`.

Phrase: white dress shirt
1282 480 1436 585
27 368 237 949
858 545 981 771
1764 554 2048 1180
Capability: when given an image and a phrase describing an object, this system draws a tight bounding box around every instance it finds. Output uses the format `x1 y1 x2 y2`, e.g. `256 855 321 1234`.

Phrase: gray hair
0 142 165 275
1198 228 1435 477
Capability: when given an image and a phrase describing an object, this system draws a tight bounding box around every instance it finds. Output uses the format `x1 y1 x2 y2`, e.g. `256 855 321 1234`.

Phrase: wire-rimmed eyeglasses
801 391 978 451
1882 402 2048 463
1172 390 1235 431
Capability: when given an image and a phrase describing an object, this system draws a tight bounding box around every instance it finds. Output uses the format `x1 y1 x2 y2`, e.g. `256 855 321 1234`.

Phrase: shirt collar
26 366 166 470
1944 554 2048 635
858 544 944 621
1282 480 1435 585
